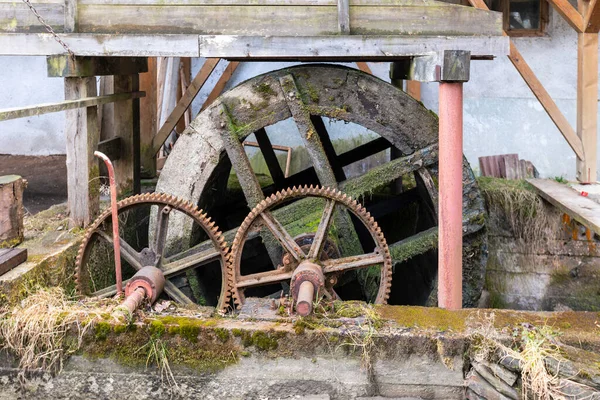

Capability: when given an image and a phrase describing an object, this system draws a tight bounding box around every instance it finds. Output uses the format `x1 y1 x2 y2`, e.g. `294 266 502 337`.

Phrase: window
488 0 548 36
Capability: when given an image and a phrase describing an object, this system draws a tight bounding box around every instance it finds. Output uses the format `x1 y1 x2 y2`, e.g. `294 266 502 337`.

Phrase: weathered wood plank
76 0 458 5
584 0 600 32
0 248 27 276
0 91 145 121
200 61 238 112
113 75 135 195
152 58 219 155
76 3 502 36
337 0 350 34
0 3 63 33
65 77 100 227
139 57 157 177
199 35 509 59
64 0 77 32
47 55 148 77
0 33 507 57
0 176 25 246
0 34 200 56
98 136 121 161
575 32 598 182
527 179 600 236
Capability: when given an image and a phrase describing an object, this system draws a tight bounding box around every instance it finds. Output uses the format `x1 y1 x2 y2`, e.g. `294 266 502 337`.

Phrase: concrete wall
1 7 599 180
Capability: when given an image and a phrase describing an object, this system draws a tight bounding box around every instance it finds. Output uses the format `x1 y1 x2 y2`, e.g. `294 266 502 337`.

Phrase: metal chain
21 0 75 59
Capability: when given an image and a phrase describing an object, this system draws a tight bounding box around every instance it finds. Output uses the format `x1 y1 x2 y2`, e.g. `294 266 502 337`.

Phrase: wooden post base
0 175 26 247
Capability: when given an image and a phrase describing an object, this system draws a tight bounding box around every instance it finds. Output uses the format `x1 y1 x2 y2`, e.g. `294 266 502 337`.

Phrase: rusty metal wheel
75 193 231 311
228 185 393 311
157 64 487 307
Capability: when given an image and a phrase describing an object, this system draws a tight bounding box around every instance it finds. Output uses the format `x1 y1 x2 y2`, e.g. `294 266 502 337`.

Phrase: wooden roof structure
0 0 508 58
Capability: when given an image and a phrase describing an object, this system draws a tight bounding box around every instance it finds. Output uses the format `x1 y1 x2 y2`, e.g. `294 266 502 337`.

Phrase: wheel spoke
322 252 385 274
162 248 221 277
151 205 171 262
254 128 285 186
90 278 132 298
259 211 306 261
236 269 294 289
164 281 195 304
388 227 438 264
308 199 336 259
96 230 143 270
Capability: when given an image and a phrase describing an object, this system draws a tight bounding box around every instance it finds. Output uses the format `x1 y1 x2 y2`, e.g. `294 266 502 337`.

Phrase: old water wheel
155 64 487 308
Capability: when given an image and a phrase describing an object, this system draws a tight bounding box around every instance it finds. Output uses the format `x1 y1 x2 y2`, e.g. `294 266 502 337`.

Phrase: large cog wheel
228 185 393 311
75 193 231 312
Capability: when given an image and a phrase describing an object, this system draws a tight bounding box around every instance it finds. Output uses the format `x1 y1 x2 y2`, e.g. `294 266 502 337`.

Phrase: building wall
1 7 598 180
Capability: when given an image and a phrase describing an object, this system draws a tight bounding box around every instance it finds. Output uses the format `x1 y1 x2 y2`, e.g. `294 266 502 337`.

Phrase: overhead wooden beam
200 61 239 112
468 0 585 160
0 91 145 122
151 58 220 155
547 0 584 32
584 0 600 31
47 55 148 77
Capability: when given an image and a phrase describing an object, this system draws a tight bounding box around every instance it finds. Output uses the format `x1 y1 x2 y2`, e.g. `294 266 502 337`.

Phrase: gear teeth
228 184 393 309
75 192 232 313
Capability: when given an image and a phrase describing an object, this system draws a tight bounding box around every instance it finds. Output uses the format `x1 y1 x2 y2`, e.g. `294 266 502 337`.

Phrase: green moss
95 321 112 341
155 316 216 342
214 327 230 343
255 82 276 98
231 328 243 337
251 331 279 351
377 305 467 332
149 320 166 337
113 324 128 334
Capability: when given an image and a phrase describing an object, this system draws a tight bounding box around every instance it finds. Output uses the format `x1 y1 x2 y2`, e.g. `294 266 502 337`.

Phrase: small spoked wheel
228 185 393 316
75 193 231 311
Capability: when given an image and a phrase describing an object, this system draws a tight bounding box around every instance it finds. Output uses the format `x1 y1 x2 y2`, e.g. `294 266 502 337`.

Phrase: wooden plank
64 77 100 227
139 57 158 177
0 3 64 33
337 0 350 34
47 55 147 77
355 62 372 74
0 91 145 121
0 248 27 276
0 34 200 56
64 0 77 32
151 58 219 155
406 80 421 100
75 0 460 5
98 136 121 161
547 0 583 32
200 61 238 112
468 0 585 161
176 58 192 134
113 75 135 195
575 32 598 182
584 0 600 31
527 178 600 235
0 176 25 246
0 33 507 57
199 35 509 59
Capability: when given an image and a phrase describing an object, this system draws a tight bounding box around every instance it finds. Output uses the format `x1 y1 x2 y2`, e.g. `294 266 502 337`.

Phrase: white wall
1 7 598 180
0 56 66 155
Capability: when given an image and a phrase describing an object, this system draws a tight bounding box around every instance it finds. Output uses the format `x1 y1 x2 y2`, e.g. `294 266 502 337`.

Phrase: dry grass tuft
0 287 118 380
469 312 566 400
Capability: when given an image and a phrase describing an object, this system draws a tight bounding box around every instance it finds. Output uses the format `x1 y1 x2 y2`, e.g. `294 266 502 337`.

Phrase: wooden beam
200 61 239 112
64 77 100 227
98 136 121 161
113 75 135 195
0 248 27 277
337 0 350 34
151 58 220 155
547 0 584 32
198 35 509 60
47 55 147 77
0 91 145 122
139 57 158 178
176 58 192 134
576 31 598 182
64 0 77 33
0 176 25 246
406 80 421 101
584 0 600 31
468 0 585 160
356 62 372 74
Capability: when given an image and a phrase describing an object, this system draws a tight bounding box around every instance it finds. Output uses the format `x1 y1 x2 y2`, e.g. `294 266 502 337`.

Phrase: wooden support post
113 75 135 194
0 176 26 246
65 76 100 227
201 61 239 112
140 57 158 178
406 81 421 101
576 31 598 182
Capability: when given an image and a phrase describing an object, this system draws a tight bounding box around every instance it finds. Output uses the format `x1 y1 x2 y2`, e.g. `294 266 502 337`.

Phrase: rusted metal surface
94 151 123 295
438 82 463 310
75 193 231 311
290 261 325 316
125 265 166 303
228 185 393 310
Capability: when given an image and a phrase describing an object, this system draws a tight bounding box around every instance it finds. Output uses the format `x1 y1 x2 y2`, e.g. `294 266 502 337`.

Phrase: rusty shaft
296 280 315 316
94 151 123 296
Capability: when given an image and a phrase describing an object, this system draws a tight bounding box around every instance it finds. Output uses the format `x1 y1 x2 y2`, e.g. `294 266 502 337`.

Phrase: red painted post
438 82 463 309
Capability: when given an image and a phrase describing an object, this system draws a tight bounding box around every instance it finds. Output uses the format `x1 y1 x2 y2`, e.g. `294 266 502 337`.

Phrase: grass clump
477 177 560 243
0 287 118 379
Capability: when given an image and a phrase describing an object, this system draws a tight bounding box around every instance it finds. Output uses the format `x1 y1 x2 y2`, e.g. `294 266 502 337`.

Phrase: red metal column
438 82 463 309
